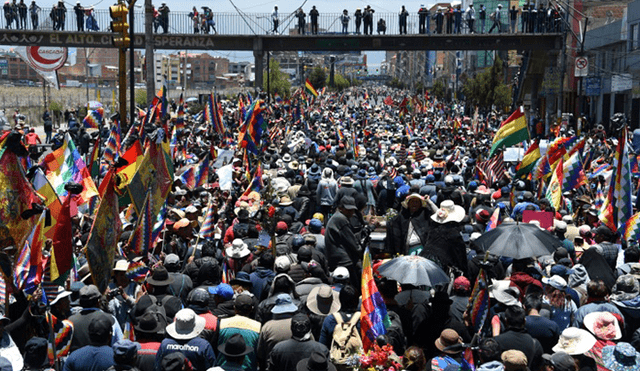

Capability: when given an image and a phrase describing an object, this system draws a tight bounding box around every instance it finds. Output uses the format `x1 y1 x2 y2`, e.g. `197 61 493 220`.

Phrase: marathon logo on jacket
166 343 201 352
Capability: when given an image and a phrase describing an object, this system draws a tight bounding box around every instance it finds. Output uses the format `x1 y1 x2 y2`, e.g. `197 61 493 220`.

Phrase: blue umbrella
377 255 450 287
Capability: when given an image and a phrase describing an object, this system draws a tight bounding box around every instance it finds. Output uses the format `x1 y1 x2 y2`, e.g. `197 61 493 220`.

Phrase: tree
386 77 405 89
326 72 350 91
462 55 512 110
135 89 147 106
263 59 291 98
49 100 63 115
308 67 326 90
431 79 446 100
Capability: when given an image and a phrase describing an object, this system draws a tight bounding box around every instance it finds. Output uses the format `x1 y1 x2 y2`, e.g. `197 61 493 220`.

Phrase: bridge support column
253 38 263 93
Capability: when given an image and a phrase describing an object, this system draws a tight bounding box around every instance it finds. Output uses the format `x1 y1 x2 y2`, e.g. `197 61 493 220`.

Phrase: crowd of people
0 86 639 371
267 3 564 36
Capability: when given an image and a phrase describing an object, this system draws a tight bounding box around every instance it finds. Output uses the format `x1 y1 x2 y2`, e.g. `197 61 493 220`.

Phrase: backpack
490 11 496 20
329 312 363 366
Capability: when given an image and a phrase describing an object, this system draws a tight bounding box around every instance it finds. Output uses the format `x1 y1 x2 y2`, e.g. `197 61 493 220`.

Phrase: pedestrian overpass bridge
0 30 562 52
0 29 562 88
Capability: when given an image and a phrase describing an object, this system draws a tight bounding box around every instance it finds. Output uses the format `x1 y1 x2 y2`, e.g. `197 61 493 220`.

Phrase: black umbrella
377 255 450 287
474 222 561 259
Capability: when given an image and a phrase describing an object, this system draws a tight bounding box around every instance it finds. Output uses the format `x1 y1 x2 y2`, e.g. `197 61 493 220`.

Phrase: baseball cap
209 283 234 300
332 267 350 280
80 285 102 302
235 293 254 310
113 340 141 359
275 256 292 272
339 196 357 210
165 253 180 266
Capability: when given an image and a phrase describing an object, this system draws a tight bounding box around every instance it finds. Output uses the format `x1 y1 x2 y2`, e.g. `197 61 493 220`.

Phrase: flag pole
46 310 60 371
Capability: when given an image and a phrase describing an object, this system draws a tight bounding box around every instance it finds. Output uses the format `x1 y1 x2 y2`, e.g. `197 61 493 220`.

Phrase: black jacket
325 210 361 269
386 208 432 255
495 329 544 371
420 221 468 275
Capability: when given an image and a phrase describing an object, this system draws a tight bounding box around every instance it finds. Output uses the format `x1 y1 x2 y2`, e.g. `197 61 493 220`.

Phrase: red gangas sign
25 46 68 72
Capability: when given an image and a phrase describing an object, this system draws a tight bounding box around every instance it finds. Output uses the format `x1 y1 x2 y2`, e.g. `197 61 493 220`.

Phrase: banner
14 46 66 89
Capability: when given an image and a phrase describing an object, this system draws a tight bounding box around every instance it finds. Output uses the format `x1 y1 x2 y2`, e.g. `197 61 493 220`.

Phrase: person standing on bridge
158 2 169 33
295 7 305 35
465 3 475 34
189 7 198 33
309 6 318 34
398 5 408 34
86 7 98 30
536 3 545 33
354 8 362 34
521 4 529 33
17 0 26 29
271 5 278 34
418 4 429 34
340 9 349 34
55 0 66 30
73 1 83 31
487 3 502 34
445 6 453 34
433 7 443 34
363 5 373 35
453 5 462 33
478 4 486 33
509 5 518 33
29 0 38 29
3 1 14 29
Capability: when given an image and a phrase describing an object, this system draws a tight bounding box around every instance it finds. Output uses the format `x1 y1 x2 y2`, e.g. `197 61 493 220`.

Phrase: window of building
631 24 639 50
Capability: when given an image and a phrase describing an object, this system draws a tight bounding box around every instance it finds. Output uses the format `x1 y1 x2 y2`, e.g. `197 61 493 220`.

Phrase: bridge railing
1 8 534 36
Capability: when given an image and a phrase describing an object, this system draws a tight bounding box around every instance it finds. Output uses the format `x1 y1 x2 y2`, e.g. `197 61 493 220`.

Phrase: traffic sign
574 56 588 77
585 77 601 96
24 46 67 72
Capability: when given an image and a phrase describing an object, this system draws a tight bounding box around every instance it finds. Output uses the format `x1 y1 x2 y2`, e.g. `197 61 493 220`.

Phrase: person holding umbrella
420 200 468 275
386 194 434 256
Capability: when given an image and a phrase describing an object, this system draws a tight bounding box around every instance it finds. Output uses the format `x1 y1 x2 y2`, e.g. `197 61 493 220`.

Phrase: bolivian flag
515 140 541 178
305 79 319 97
490 106 529 157
546 157 564 211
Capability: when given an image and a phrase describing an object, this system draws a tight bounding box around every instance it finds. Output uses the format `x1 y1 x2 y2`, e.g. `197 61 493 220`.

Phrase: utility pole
183 50 188 91
110 1 130 123
145 0 155 105
129 0 136 126
84 48 90 104
329 56 335 87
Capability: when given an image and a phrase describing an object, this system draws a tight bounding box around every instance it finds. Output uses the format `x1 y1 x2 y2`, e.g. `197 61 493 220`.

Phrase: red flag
50 194 73 283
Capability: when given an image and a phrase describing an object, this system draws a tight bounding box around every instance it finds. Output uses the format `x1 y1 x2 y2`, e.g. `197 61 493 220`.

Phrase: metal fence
0 8 540 36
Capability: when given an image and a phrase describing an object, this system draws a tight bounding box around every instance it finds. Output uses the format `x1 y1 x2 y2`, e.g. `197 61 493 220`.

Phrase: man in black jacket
495 306 544 371
309 6 318 34
73 1 83 31
268 314 329 371
325 196 361 289
386 194 433 256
